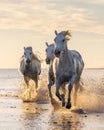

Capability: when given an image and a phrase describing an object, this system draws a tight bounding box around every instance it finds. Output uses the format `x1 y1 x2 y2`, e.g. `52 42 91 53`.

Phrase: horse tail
78 78 84 92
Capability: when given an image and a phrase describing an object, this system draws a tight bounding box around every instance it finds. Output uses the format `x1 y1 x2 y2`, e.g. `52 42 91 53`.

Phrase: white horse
45 40 84 108
45 42 55 64
19 47 41 89
54 30 84 109
46 31 84 109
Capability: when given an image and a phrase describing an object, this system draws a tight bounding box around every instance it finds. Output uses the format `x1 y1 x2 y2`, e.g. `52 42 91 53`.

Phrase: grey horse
45 42 55 100
46 31 84 109
54 30 84 109
45 40 84 108
19 47 41 89
45 42 55 65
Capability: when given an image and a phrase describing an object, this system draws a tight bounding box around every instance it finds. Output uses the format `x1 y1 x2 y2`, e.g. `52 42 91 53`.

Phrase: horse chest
57 71 72 84
24 65 33 76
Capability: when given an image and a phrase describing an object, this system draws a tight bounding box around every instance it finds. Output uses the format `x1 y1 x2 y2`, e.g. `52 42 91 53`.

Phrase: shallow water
0 69 104 130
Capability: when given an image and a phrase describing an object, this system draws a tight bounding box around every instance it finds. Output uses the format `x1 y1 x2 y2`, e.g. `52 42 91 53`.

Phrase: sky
0 0 104 68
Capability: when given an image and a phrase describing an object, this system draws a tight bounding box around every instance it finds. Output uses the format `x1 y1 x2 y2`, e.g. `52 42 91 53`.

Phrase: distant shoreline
0 68 104 70
85 68 104 70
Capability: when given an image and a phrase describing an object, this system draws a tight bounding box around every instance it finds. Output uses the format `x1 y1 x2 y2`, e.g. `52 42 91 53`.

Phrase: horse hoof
66 102 71 109
55 93 62 101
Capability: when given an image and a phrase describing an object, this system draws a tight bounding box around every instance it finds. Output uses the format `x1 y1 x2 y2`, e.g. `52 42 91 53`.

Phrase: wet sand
0 69 104 130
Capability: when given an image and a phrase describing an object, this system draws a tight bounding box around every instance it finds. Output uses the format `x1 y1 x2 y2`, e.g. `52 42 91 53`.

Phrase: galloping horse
54 30 84 109
45 42 55 100
45 42 55 65
46 31 84 109
19 47 41 90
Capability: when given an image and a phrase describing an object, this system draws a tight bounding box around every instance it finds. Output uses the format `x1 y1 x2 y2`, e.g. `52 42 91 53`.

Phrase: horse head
24 47 33 65
45 42 55 64
54 30 71 57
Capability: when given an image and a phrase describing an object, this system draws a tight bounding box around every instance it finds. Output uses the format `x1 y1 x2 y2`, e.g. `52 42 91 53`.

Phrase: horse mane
49 44 55 47
32 53 41 62
26 47 32 51
58 30 71 37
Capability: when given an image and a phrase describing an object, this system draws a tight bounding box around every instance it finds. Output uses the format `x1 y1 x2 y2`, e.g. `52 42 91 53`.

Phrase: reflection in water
21 102 38 130
19 99 84 130
20 102 81 130
20 102 52 130
49 111 84 130
0 69 104 130
22 102 38 114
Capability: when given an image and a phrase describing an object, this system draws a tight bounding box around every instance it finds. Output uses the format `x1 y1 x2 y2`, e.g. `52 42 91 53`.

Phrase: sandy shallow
0 69 104 130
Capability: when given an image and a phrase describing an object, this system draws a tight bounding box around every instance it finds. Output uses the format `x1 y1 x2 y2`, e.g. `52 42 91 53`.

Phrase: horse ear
55 30 58 35
45 42 49 47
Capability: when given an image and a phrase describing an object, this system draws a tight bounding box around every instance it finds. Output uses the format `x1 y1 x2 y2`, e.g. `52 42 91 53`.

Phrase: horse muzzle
54 49 60 57
26 59 31 64
46 58 50 64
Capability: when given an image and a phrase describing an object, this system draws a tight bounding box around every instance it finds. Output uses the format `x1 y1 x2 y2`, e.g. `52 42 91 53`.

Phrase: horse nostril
26 59 30 64
55 49 60 57
46 58 50 64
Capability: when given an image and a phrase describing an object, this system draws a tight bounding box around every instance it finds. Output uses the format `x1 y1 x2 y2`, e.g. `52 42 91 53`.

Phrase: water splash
76 89 104 113
19 80 37 102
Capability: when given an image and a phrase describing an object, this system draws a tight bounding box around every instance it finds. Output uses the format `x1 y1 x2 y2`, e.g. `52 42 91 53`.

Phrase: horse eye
62 39 65 42
24 52 26 55
30 52 32 55
45 49 47 52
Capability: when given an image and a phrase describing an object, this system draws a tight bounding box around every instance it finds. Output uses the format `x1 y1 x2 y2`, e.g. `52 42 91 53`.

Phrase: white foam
19 80 38 102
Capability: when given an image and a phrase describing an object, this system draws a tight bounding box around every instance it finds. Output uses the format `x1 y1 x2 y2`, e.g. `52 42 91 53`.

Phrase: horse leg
66 75 77 109
35 75 38 90
48 68 55 102
55 79 62 101
48 79 54 102
60 84 66 107
24 76 29 87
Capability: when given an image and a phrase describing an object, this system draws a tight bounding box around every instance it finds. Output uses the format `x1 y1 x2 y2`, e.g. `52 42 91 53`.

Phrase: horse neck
32 53 40 62
25 63 32 70
59 46 73 66
49 57 55 68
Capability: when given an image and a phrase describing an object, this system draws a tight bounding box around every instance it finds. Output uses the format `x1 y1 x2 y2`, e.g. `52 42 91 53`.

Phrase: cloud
0 0 104 35
90 0 104 4
72 0 104 4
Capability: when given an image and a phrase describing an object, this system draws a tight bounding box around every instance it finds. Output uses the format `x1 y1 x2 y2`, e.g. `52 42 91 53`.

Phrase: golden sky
0 0 104 68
